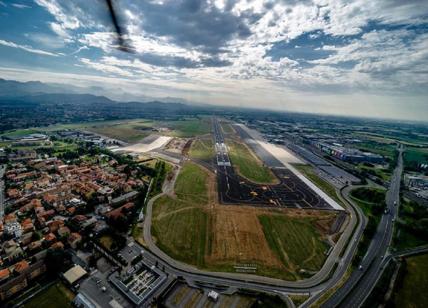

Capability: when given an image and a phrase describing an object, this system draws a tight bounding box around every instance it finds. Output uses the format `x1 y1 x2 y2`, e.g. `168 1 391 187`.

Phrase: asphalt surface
322 146 404 308
139 119 366 298
213 118 332 210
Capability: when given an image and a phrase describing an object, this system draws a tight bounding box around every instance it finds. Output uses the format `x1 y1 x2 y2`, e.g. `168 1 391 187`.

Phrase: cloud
3 0 428 119
12 3 31 9
0 39 59 56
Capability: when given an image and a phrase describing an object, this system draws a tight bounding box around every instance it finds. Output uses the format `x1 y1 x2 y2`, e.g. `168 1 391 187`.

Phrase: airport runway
213 118 333 210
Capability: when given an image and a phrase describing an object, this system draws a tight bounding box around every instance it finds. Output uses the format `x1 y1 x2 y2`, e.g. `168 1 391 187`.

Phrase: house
63 264 87 285
13 260 30 275
48 220 64 233
0 269 10 282
50 241 64 250
68 233 82 249
58 226 70 238
44 233 57 243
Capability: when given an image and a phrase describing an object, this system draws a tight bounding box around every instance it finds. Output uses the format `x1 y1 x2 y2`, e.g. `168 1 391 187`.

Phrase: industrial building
315 142 384 164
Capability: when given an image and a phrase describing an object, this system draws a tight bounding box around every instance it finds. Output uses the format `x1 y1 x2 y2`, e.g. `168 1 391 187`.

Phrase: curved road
142 165 366 297
322 146 404 307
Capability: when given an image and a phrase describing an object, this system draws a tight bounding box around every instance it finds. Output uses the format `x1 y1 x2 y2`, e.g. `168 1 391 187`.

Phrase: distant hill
0 78 192 105
0 78 77 97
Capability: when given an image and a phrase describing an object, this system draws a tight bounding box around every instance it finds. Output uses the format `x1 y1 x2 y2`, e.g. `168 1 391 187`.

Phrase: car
358 265 363 270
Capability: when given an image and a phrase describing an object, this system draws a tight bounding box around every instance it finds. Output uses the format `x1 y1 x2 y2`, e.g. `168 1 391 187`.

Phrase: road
140 119 367 299
0 165 5 218
323 145 404 308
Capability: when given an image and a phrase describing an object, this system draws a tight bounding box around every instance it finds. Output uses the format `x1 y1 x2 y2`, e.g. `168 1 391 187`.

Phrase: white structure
208 290 219 302
237 124 344 211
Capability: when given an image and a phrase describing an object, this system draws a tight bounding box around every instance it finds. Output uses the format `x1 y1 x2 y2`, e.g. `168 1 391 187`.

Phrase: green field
393 199 428 250
220 122 235 134
189 138 214 161
85 120 154 143
393 254 428 308
292 164 345 207
403 147 428 171
163 118 212 137
350 187 386 265
24 282 74 308
356 163 391 181
259 214 329 276
354 140 397 160
151 161 332 279
227 139 277 184
1 117 211 144
152 162 209 266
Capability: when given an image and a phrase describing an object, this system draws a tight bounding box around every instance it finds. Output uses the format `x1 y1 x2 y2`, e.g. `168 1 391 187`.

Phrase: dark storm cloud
138 53 231 68
127 0 256 54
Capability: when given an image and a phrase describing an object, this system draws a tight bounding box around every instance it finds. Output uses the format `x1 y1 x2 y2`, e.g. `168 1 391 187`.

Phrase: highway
322 145 404 308
139 119 367 301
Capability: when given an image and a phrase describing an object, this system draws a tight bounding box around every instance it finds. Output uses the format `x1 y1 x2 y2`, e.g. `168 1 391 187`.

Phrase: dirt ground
206 205 284 267
202 168 337 273
164 137 189 154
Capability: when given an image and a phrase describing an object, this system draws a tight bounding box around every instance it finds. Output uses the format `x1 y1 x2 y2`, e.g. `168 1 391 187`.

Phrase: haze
0 0 427 121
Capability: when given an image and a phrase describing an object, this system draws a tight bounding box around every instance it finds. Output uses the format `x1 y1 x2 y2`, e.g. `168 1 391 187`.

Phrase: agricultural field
188 137 214 161
227 139 278 184
23 282 74 308
356 131 428 147
393 254 428 308
152 162 335 280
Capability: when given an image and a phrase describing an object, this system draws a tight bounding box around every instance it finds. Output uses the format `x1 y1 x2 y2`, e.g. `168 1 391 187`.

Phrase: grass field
354 141 397 160
24 282 74 308
99 235 114 251
220 122 235 134
152 162 334 280
1 117 211 144
393 254 428 308
227 139 277 184
356 163 391 181
152 162 210 266
292 164 345 207
403 146 428 170
163 118 212 138
189 137 214 161
86 120 154 143
259 214 329 276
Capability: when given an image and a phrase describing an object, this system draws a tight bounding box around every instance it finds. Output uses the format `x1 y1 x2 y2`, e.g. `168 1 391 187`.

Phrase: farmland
227 139 278 184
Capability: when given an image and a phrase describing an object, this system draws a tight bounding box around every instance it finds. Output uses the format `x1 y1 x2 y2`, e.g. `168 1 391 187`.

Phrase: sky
0 0 427 121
